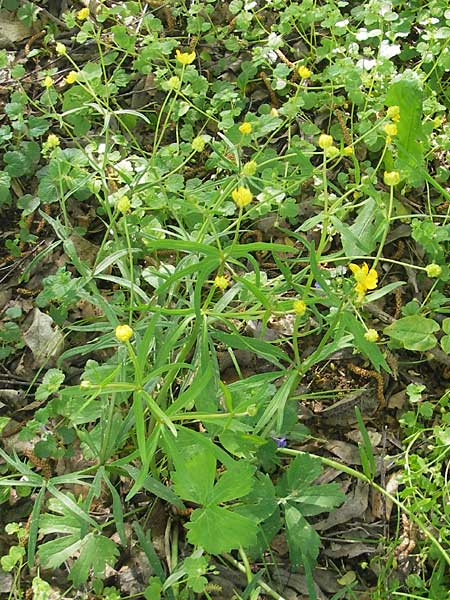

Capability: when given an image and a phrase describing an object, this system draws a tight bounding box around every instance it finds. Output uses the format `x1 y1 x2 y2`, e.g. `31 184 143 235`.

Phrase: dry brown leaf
371 471 402 520
315 479 369 531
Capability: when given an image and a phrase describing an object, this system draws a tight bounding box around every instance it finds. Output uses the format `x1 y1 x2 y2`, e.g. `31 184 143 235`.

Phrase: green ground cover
0 1 450 598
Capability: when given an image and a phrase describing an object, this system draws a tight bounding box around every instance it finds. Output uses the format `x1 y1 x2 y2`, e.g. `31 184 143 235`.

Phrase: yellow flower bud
242 160 257 176
386 105 400 121
342 146 353 156
425 263 442 278
167 75 181 90
324 146 340 159
117 196 131 214
293 299 307 316
364 328 379 342
43 76 53 88
115 324 133 343
191 135 206 152
383 123 398 137
318 134 334 149
65 71 78 84
46 134 60 148
383 171 401 186
55 42 66 55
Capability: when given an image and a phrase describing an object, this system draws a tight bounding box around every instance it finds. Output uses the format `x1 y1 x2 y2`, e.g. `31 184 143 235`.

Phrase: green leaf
285 503 320 570
35 369 65 402
341 312 390 372
385 70 425 185
28 116 50 138
186 505 258 554
333 197 379 257
69 533 119 586
39 534 82 569
384 315 439 351
208 462 255 504
0 171 11 205
171 451 216 505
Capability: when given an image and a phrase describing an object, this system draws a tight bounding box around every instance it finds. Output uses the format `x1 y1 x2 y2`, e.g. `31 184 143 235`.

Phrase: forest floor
0 1 450 599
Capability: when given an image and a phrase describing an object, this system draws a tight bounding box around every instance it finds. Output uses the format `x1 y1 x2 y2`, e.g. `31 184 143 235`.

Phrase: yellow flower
383 123 398 137
364 328 379 342
65 71 78 84
270 107 279 117
231 186 253 208
349 262 378 300
115 324 133 343
383 171 401 186
77 7 90 20
42 76 53 88
242 160 257 176
342 146 353 156
318 134 333 149
239 122 252 134
386 105 400 122
117 196 131 214
297 65 311 79
293 299 307 316
55 42 66 55
214 275 229 290
175 49 196 65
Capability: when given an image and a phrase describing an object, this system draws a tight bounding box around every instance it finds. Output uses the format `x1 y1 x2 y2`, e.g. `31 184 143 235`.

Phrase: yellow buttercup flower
77 7 90 20
239 122 252 135
297 65 311 79
231 186 253 208
175 49 196 65
65 71 78 84
214 275 229 290
115 324 133 343
43 76 53 88
364 328 379 342
349 262 378 301
293 299 307 316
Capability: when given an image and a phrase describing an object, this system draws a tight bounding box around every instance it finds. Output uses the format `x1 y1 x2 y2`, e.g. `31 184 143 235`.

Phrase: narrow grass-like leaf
355 407 376 479
27 484 46 567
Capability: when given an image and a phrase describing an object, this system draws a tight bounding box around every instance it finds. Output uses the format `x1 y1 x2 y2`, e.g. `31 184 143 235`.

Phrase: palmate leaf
171 451 216 505
186 505 258 555
70 533 119 587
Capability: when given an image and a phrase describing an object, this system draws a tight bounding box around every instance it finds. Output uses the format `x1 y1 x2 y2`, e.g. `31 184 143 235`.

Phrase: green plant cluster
0 0 450 599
